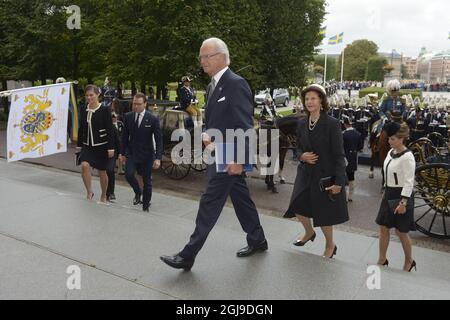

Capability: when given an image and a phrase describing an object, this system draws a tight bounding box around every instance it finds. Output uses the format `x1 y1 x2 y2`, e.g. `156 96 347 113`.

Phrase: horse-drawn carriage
408 133 450 239
156 103 207 180
114 96 207 180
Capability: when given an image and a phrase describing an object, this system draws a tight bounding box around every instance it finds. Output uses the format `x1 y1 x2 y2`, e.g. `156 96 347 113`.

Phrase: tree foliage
0 0 326 91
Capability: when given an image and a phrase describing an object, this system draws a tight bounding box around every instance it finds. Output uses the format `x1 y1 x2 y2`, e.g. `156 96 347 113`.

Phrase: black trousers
106 158 116 196
125 157 153 209
179 174 266 260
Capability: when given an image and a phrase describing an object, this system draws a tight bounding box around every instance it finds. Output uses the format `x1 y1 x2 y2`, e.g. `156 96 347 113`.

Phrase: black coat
343 127 361 172
284 113 349 227
77 105 114 150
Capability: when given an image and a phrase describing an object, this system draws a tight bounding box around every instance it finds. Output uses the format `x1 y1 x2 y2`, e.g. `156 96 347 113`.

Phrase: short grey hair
202 37 230 66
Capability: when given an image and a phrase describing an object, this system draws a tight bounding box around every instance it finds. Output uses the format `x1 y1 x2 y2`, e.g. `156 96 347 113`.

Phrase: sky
319 0 450 57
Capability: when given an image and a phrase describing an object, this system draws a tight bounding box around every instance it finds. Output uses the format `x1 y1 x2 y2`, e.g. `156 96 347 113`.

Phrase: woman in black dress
76 85 115 203
375 122 417 272
284 84 349 258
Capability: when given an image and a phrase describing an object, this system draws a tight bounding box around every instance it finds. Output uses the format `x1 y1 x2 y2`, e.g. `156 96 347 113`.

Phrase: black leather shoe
143 205 150 212
293 232 316 247
133 194 142 206
160 254 194 271
236 240 268 258
109 194 116 201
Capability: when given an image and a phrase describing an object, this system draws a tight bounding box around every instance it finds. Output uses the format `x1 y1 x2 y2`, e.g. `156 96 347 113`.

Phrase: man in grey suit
160 38 267 271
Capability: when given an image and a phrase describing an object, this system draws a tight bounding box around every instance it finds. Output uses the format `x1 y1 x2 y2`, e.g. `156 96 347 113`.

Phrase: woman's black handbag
319 176 335 192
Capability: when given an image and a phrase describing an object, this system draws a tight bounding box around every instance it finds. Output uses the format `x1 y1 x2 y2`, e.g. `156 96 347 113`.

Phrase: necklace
309 115 319 131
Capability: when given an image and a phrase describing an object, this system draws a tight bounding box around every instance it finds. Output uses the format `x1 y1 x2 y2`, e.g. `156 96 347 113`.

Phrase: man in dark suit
160 37 267 271
119 93 163 212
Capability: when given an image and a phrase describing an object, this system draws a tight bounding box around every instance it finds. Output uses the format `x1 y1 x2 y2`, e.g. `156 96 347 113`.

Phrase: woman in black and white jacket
376 122 417 272
77 85 115 203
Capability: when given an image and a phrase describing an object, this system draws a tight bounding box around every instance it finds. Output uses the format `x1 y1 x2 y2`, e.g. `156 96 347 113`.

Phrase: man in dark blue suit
160 37 267 271
119 93 163 212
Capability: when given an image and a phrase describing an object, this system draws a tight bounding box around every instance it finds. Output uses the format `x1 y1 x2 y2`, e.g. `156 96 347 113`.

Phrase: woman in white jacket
376 122 417 272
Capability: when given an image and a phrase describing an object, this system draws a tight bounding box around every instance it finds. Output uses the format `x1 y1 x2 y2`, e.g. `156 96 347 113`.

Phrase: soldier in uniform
354 101 372 149
407 105 426 142
179 76 202 128
379 80 406 120
342 116 362 202
424 105 442 135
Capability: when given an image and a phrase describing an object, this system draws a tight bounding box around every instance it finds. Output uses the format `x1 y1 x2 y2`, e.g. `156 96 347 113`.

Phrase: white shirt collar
213 66 229 85
136 109 146 118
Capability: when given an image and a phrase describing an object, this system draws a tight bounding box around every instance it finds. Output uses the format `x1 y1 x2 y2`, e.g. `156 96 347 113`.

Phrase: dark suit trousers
106 158 116 196
179 174 266 260
125 157 153 208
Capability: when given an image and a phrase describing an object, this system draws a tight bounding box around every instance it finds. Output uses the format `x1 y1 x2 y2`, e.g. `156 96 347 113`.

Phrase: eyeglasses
198 52 221 61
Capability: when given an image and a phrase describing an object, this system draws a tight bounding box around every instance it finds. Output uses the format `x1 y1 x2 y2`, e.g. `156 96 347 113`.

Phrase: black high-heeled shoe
408 260 417 272
328 245 337 259
293 232 316 247
383 259 389 267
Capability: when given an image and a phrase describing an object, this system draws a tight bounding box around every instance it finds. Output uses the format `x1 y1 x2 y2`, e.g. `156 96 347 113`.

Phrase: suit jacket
204 69 254 176
121 111 163 163
77 105 114 150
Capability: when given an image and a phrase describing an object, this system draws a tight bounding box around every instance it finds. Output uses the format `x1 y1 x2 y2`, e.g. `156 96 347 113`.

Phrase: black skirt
376 187 416 233
79 146 109 171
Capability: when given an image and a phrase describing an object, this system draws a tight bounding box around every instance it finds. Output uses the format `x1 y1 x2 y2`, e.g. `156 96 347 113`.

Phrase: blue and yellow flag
448 31 450 39
329 32 344 45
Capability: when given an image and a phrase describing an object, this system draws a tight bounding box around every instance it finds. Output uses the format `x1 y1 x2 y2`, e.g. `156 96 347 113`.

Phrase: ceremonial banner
7 83 71 162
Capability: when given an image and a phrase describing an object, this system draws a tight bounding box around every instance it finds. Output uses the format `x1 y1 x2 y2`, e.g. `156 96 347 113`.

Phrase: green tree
337 39 379 81
366 56 388 81
258 0 326 88
0 0 73 83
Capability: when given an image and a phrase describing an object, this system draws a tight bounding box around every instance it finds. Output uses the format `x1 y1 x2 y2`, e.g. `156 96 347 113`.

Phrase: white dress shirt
212 66 229 88
135 110 146 128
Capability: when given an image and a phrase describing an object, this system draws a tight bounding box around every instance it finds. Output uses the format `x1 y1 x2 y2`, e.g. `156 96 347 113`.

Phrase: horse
257 114 301 193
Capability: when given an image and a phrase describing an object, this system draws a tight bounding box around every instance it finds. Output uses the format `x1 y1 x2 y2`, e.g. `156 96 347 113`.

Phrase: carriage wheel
161 144 191 180
414 163 450 239
190 148 207 172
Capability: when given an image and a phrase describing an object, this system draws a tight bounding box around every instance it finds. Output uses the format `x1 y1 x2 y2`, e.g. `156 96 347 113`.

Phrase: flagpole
340 46 345 83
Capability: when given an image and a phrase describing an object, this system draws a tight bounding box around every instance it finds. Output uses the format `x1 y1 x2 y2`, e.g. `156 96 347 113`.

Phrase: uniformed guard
179 76 202 128
407 104 426 142
342 116 362 202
